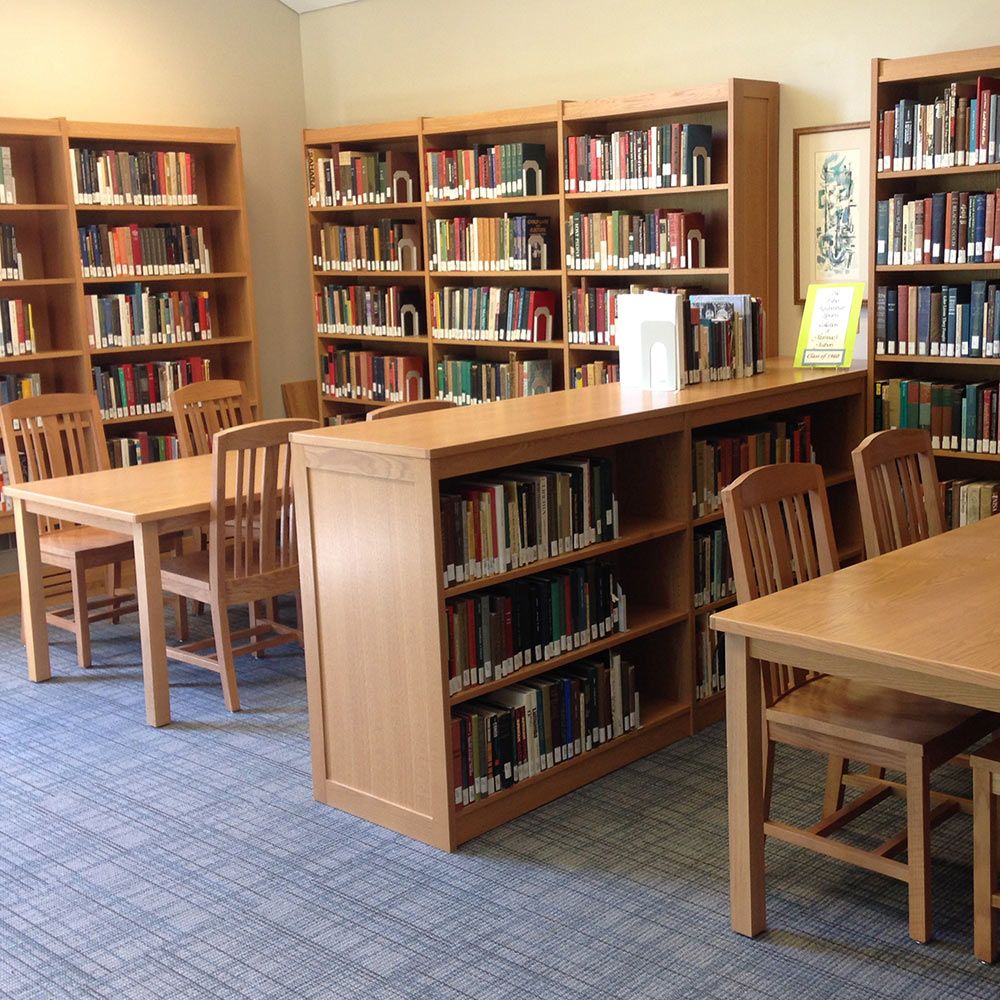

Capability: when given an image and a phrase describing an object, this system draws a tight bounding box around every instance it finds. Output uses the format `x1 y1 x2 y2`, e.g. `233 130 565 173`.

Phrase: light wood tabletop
7 455 216 727
711 516 1000 938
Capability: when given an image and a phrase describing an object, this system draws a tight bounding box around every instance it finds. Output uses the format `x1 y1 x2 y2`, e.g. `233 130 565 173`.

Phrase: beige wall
3 0 312 416
300 0 999 355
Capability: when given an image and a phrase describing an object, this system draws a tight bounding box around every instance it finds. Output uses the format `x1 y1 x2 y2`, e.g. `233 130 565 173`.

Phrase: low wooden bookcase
291 360 866 850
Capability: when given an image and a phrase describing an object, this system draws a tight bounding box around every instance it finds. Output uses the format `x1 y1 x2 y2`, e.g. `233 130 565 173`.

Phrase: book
0 224 24 280
570 360 620 388
307 147 419 206
435 354 553 406
319 347 425 403
315 284 423 338
695 613 726 700
0 298 36 357
84 287 212 348
106 432 180 468
427 215 551 272
688 294 766 382
564 209 708 271
91 357 211 419
0 147 17 204
77 223 211 277
431 286 556 343
694 524 735 608
71 148 197 205
425 143 545 201
312 219 421 272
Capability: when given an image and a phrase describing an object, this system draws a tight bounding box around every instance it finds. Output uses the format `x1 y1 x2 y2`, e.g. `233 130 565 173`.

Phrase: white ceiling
276 0 363 12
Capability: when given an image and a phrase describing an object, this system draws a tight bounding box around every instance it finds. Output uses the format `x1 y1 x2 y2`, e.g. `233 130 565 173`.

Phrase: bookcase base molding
291 361 866 851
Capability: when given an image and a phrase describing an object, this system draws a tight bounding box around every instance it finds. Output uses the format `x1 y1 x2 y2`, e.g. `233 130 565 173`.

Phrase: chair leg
762 740 776 820
268 596 279 624
974 767 998 963
905 755 933 944
210 598 240 712
194 529 207 617
294 591 303 637
249 601 265 659
172 538 188 642
69 562 92 669
823 756 849 816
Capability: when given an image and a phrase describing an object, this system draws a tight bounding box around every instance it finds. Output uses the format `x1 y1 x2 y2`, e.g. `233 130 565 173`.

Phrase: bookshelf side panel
294 441 451 849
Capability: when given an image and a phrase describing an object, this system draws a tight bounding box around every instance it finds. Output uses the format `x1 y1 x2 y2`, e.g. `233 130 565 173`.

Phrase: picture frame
793 122 870 304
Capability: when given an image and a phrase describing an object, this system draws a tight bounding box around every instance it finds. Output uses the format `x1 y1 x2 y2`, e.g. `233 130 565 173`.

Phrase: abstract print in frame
793 122 869 304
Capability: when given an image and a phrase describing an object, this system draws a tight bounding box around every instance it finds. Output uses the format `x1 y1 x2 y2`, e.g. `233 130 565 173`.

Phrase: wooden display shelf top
304 120 422 145
65 121 240 145
293 359 867 462
876 45 1000 84
450 604 687 706
562 83 731 121
0 117 62 137
443 515 687 598
422 104 560 136
565 183 728 201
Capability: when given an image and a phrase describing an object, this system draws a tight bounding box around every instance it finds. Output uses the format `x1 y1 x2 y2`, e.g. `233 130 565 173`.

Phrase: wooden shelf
320 393 390 408
451 605 687 707
877 262 1000 273
83 271 247 284
565 183 729 201
312 269 425 279
566 267 729 278
0 277 74 288
90 336 253 357
318 332 429 345
933 449 1000 462
876 162 1000 180
425 194 561 210
428 269 563 279
0 203 68 213
309 201 423 215
0 349 81 364
444 516 687 598
73 203 241 214
102 410 176 426
430 337 561 350
873 353 1000 365
695 594 736 615
566 342 620 352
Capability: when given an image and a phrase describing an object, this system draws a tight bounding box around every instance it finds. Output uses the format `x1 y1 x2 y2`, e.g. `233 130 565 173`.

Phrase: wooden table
712 516 1000 938
6 454 215 727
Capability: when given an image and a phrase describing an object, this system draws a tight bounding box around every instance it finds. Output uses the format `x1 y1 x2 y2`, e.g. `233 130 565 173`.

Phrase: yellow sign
794 282 863 368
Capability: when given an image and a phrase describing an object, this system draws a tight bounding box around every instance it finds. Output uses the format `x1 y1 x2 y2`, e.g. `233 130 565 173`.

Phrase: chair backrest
0 393 110 532
721 463 840 706
171 379 252 457
280 380 320 422
851 428 943 558
209 418 318 595
366 399 457 421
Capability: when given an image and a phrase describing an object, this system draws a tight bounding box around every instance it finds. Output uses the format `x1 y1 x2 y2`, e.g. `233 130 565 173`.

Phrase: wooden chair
0 392 186 668
158 418 317 711
721 462 996 943
971 740 1000 962
851 428 944 558
281 380 320 422
366 399 457 421
171 379 253 458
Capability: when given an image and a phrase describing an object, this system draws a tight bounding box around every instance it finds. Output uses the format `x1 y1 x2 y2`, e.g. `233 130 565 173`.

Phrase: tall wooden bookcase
0 116 261 538
867 46 1000 474
303 79 779 425
292 362 865 850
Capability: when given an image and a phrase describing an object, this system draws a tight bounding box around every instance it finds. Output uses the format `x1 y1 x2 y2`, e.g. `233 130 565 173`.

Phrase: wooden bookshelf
63 119 261 435
867 46 1000 472
302 80 779 424
291 359 866 850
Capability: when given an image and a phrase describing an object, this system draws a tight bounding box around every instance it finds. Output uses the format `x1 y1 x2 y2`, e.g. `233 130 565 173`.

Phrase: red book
450 717 462 803
667 211 682 268
978 78 1000 163
923 196 934 259
190 355 206 383
465 599 477 681
527 290 556 342
122 362 136 414
146 362 157 408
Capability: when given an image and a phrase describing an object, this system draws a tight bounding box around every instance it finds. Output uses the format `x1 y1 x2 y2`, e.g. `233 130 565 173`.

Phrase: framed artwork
793 122 870 304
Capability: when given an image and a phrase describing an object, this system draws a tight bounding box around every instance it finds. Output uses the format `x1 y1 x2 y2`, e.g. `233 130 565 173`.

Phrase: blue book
916 285 932 355
946 285 958 356
875 200 889 265
974 192 988 262
970 280 987 357
931 192 947 264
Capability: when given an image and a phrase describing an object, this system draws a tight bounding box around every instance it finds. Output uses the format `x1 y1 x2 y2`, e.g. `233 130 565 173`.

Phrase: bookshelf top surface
292 359 866 461
0 117 63 138
304 119 422 144
65 120 240 146
876 45 1000 85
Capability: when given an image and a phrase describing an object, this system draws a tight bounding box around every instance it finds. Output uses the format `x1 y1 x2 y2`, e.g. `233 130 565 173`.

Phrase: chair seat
40 526 134 562
161 549 213 597
769 675 994 757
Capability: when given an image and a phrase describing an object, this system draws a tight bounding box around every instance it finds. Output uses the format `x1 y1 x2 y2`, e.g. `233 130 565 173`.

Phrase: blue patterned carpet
2 607 1000 999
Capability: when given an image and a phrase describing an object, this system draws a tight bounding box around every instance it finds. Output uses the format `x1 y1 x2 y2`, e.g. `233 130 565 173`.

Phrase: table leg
14 500 50 683
726 631 766 937
133 521 170 727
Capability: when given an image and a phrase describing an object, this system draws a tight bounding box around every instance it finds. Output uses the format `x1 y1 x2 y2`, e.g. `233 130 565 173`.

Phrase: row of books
312 220 420 272
425 143 545 202
431 287 556 342
566 285 664 346
0 372 41 404
695 614 725 701
570 361 619 388
427 215 550 272
694 525 734 609
71 148 198 205
107 432 181 468
440 455 618 588
876 190 1000 267
943 478 1000 530
319 347 425 404
90 358 211 419
874 378 1000 453
314 284 422 338
435 355 552 406
85 287 212 349
878 77 1000 172
0 148 16 204
0 225 23 280
305 147 418 207
564 124 712 192
688 294 766 384
444 559 627 694
452 652 639 805
692 416 815 517
874 282 1000 357
0 299 37 357
565 210 706 271
78 223 211 278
